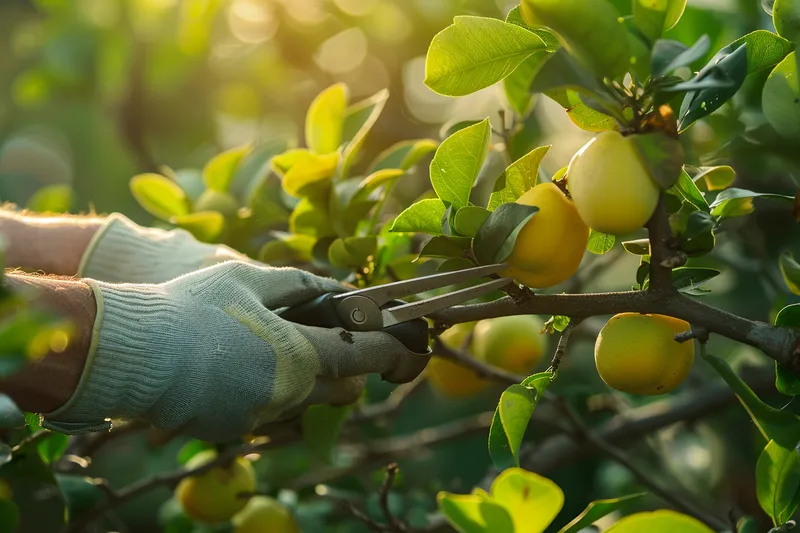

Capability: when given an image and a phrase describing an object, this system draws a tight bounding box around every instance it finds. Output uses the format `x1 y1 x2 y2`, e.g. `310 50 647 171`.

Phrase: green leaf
56 474 105 523
780 251 800 295
776 362 800 396
763 51 800 141
605 510 714 533
565 91 620 132
472 203 539 265
692 165 736 191
170 211 225 243
391 199 448 235
37 432 69 465
670 169 709 211
634 0 688 42
425 16 545 97
622 239 651 255
505 6 561 52
679 43 748 132
704 352 800 450
341 89 389 175
437 493 515 533
369 139 438 173
130 173 190 221
558 493 646 533
710 188 794 218
302 404 352 464
736 517 760 533
488 145 549 210
454 207 492 239
203 144 251 192
651 36 711 77
328 236 378 268
671 267 719 294
430 119 492 210
417 236 473 260
490 467 564 533
629 133 685 189
774 0 800 42
305 83 349 154
259 234 316 264
488 385 534 470
503 52 549 116
757 440 800 526
0 394 25 430
531 49 607 99
281 152 339 198
27 185 74 213
724 30 794 75
587 230 615 255
357 169 405 198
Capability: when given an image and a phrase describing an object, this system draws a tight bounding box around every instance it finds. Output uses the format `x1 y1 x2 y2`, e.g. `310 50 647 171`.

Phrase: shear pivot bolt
351 309 367 324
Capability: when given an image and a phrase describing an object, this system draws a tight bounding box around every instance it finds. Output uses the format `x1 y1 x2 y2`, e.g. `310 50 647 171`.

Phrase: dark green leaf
472 203 539 265
430 119 491 210
670 169 709 211
756 440 800 526
623 239 651 255
558 493 647 533
671 267 719 293
302 404 352 464
0 443 10 467
678 43 748 131
453 207 491 239
488 385 534 470
390 199 447 235
37 432 69 465
0 395 25 430
416 236 473 261
776 362 800 396
683 210 715 239
56 474 105 523
488 145 549 210
780 251 800 295
723 30 794 75
629 133 685 189
651 36 711 77
587 230 615 255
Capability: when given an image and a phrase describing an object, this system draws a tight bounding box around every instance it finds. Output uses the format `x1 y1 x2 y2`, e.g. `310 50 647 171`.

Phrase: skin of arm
0 209 103 276
0 274 96 413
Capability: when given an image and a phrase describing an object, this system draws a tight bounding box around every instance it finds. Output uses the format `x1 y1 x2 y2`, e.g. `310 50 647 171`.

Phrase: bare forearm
0 273 96 413
0 209 104 275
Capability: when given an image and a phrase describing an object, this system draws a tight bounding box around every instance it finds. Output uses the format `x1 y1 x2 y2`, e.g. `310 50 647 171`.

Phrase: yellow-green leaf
488 145 549 211
171 211 225 243
490 468 564 533
282 153 339 198
130 173 190 221
203 144 251 192
305 83 349 154
27 185 74 214
605 510 714 533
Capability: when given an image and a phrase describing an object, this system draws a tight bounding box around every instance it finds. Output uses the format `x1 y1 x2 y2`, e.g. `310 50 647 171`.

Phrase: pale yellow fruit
233 496 301 533
427 322 489 398
567 131 659 235
504 182 589 288
595 313 694 395
176 450 256 524
472 315 545 375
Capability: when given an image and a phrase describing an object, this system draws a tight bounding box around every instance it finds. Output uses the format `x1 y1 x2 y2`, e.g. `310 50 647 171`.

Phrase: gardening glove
78 213 250 284
43 261 429 442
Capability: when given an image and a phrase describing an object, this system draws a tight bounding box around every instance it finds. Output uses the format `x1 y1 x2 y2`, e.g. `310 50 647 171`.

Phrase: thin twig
11 430 51 453
556 399 728 531
432 337 525 384
549 319 583 372
379 463 407 532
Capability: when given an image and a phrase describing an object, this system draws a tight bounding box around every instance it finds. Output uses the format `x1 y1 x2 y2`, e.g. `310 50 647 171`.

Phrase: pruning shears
280 263 513 354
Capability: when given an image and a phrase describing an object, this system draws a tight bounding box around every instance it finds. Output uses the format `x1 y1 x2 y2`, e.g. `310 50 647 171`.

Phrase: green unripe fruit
521 0 630 79
195 189 240 218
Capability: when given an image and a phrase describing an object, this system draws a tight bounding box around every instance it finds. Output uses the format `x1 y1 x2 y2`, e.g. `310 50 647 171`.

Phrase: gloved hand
78 214 251 284
44 261 429 442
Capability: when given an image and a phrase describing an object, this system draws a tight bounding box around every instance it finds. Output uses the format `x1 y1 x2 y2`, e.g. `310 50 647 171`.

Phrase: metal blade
381 277 512 327
334 263 508 307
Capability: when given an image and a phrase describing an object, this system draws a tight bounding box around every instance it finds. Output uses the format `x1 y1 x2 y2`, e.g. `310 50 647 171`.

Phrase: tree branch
646 196 682 293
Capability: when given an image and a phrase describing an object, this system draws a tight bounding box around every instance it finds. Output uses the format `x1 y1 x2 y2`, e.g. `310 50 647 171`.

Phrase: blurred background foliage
1 0 800 532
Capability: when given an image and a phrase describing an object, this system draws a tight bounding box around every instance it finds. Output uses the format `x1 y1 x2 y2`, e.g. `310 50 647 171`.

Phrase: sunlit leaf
605 510 714 533
692 165 736 191
670 169 709 211
437 493 515 533
171 211 225 243
27 185 74 213
710 188 793 218
281 152 339 198
369 139 438 173
341 89 389 175
587 230 615 255
491 467 564 533
430 119 491 210
425 16 545 97
756 440 800 526
328 236 378 268
259 234 316 264
306 83 349 154
130 173 190 221
634 0 687 41
391 199 448 235
488 146 549 211
488 385 534 471
203 144 251 192
454 206 491 239
558 493 646 533
774 0 800 42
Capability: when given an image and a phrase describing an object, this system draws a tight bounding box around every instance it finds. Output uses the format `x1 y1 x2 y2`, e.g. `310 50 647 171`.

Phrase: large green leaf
558 493 646 533
757 440 800 526
203 144 251 192
634 0 688 41
130 173 190 221
472 203 539 265
491 468 564 533
305 83 349 154
454 207 491 239
504 6 561 51
565 91 619 132
425 16 545 97
302 405 352 464
390 199 448 235
763 51 800 141
430 119 492 210
724 30 794 74
488 385 534 471
670 169 709 211
605 510 714 532
488 145 549 210
704 352 800 449
437 493 515 533
341 89 389 175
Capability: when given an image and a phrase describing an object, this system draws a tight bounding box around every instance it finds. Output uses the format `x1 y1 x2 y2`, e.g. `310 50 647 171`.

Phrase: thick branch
646 197 681 293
